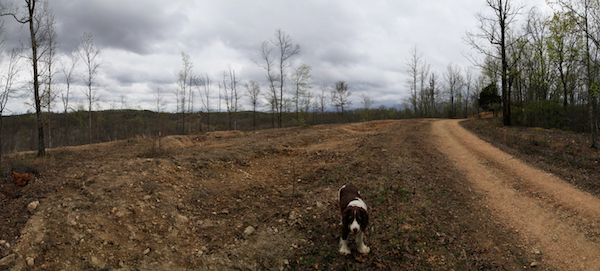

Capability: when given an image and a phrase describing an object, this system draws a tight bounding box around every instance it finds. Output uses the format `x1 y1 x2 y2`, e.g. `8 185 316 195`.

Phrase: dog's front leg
356 231 370 254
339 228 351 255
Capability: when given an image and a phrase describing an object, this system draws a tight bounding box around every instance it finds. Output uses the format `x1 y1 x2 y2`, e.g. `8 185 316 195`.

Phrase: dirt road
433 119 600 271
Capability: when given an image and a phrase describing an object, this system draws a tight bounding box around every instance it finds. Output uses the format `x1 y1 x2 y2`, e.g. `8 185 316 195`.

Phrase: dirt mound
159 135 194 150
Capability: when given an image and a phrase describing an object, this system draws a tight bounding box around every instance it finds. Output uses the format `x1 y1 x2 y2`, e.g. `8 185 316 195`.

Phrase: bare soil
1 118 597 270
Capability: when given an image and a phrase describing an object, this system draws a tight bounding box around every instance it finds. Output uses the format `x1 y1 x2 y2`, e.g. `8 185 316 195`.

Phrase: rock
27 201 40 213
176 214 188 224
530 261 538 267
26 257 34 266
288 211 297 220
0 254 16 267
533 247 541 255
243 226 256 237
90 256 109 269
143 248 151 255
316 201 323 209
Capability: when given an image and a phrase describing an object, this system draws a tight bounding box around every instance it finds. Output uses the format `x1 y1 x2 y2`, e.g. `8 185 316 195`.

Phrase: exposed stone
243 226 256 237
26 257 34 266
27 201 40 213
176 214 188 224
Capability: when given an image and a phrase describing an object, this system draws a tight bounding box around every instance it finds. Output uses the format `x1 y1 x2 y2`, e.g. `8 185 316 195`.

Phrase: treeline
463 0 600 144
1 107 410 155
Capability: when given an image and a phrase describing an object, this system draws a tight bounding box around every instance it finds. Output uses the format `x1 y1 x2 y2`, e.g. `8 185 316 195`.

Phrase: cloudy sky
1 0 551 115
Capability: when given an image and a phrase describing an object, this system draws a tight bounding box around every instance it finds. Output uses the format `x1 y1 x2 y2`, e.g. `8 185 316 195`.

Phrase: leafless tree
225 66 241 130
153 84 166 149
60 49 77 146
77 32 101 143
426 72 441 118
272 29 300 128
361 94 374 110
331 80 352 116
360 93 374 121
317 83 329 123
176 52 194 134
197 73 212 128
1 0 55 156
40 9 58 148
0 47 22 163
406 46 421 114
254 41 278 128
219 73 230 129
153 85 166 113
444 63 463 118
290 63 312 125
245 79 260 130
463 67 476 118
301 89 313 124
466 0 524 126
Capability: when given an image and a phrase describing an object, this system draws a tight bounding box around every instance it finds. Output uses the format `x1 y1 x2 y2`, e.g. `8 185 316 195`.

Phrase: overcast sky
1 0 551 115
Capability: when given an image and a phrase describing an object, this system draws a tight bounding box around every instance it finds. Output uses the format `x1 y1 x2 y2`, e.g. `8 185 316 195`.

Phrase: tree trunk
28 1 45 157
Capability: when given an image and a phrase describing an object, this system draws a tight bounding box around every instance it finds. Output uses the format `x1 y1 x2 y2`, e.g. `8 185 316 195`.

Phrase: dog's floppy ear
342 207 352 225
360 208 369 229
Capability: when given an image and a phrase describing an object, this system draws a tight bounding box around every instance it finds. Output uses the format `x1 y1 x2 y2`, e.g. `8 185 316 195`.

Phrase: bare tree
219 73 231 130
254 41 278 128
77 32 101 143
426 71 441 117
361 94 374 109
463 67 476 118
225 66 241 130
360 93 374 121
197 73 212 128
0 47 22 163
272 29 300 128
1 0 54 156
331 80 352 116
444 63 463 118
60 49 77 146
406 46 422 114
301 89 313 124
466 0 524 126
317 83 329 124
40 9 58 148
176 52 194 134
290 63 312 125
245 79 260 130
153 84 166 127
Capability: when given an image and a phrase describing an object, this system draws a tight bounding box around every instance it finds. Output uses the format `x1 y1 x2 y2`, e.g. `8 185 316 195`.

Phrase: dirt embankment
3 119 596 270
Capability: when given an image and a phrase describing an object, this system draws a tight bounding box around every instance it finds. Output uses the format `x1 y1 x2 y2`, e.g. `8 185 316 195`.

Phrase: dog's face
342 206 368 234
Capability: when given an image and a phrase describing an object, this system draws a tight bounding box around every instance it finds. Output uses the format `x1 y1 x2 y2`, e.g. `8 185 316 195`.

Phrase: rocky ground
1 118 596 270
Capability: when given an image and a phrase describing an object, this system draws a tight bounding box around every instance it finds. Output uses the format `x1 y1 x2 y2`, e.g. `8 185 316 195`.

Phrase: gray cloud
1 0 551 114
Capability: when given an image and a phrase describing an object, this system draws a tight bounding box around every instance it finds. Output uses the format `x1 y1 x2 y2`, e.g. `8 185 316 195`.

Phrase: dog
338 184 370 255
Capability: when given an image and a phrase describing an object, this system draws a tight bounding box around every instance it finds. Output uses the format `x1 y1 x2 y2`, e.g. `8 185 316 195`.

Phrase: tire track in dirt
432 119 600 271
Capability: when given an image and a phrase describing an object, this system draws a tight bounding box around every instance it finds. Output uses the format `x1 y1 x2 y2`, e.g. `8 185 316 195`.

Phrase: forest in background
1 107 411 155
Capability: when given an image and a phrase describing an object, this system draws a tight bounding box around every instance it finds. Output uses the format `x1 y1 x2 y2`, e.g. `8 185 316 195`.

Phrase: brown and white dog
338 184 370 255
